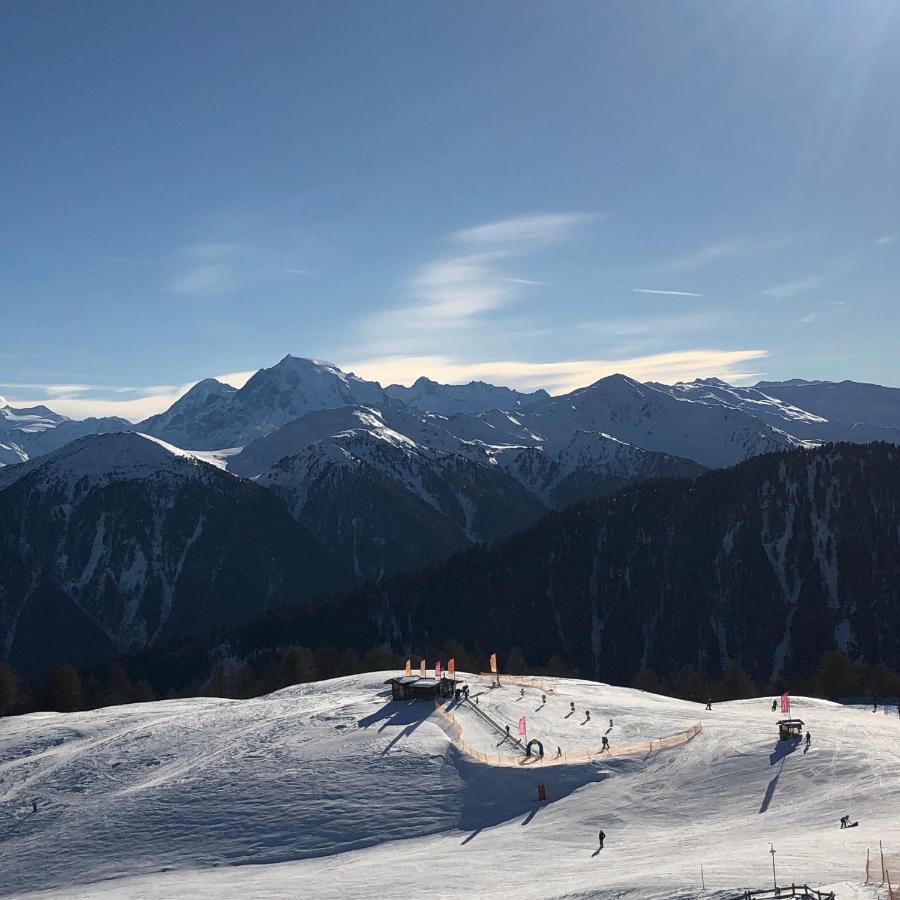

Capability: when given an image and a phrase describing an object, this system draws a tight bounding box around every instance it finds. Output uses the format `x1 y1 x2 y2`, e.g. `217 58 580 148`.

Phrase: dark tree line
2 647 897 719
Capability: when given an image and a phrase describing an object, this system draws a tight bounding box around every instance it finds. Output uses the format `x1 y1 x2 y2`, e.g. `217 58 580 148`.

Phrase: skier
556 746 562 759
541 694 546 705
771 699 778 712
609 718 613 728
31 799 37 814
570 701 575 713
840 815 851 829
705 698 712 711
873 695 878 713
586 710 591 721
598 829 605 849
805 730 811 749
601 736 610 752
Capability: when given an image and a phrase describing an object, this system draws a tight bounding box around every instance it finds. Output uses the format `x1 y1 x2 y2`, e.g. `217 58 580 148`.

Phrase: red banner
781 692 790 714
518 715 526 737
435 660 442 679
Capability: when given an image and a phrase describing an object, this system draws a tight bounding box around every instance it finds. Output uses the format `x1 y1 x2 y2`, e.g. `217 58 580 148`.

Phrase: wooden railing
734 887 834 900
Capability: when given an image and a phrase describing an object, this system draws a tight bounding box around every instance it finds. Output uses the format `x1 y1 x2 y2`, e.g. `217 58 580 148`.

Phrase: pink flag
781 692 790 715
435 660 442 679
517 715 527 737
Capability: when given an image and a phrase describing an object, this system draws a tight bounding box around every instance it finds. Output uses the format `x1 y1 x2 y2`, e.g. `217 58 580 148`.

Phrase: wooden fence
734 887 834 899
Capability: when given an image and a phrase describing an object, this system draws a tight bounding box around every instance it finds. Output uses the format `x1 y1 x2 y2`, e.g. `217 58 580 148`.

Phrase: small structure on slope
385 675 460 702
777 718 805 742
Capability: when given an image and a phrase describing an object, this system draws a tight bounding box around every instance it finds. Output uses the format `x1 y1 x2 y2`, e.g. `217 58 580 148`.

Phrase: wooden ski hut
777 718 805 741
384 675 459 702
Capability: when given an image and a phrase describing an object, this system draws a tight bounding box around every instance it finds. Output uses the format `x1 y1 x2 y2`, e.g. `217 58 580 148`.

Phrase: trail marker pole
769 843 777 890
882 840 886 883
700 863 705 890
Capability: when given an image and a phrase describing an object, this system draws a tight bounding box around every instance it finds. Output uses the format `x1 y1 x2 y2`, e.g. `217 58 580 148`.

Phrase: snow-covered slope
386 375 550 415
0 431 213 491
2 673 896 899
136 378 238 451
492 430 706 505
520 374 802 468
655 378 900 445
0 401 131 466
756 378 900 430
140 357 389 449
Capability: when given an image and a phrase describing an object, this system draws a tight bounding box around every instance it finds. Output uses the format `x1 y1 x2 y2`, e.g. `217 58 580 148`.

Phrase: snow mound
2 674 898 899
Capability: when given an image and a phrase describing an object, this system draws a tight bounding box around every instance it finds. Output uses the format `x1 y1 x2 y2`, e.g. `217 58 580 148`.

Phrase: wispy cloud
170 263 235 298
451 212 597 247
2 386 193 422
760 275 824 299
359 212 597 356
500 277 546 286
800 313 818 324
633 288 702 297
665 236 791 272
346 349 769 395
876 233 897 245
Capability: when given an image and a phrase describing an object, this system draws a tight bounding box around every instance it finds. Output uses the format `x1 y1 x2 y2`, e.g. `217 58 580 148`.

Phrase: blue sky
2 0 898 420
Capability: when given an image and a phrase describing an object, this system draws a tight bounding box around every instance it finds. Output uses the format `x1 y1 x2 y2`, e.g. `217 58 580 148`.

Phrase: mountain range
2 354 900 673
168 441 900 690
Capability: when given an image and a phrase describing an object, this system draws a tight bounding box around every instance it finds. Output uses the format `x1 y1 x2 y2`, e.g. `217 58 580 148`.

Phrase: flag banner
518 715 527 737
435 660 442 679
490 652 497 674
448 657 456 675
404 659 411 677
420 659 426 678
781 692 790 714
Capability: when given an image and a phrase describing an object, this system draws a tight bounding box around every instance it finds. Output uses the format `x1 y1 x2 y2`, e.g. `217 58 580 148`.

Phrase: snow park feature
2 674 900 899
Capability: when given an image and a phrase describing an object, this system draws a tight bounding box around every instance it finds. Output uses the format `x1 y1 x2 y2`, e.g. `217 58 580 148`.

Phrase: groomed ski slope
1 673 898 899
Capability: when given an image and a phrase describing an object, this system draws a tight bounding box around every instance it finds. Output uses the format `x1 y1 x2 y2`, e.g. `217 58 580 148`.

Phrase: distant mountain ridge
4 356 900 675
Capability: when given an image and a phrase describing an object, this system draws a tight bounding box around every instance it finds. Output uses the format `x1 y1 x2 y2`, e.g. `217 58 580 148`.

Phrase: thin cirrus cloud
451 211 597 246
760 275 824 299
875 234 897 244
664 236 792 272
358 212 597 354
633 288 702 297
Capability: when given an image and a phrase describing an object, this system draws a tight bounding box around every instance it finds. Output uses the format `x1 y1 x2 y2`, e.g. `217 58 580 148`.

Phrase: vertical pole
700 863 705 890
882 840 886 883
770 843 777 890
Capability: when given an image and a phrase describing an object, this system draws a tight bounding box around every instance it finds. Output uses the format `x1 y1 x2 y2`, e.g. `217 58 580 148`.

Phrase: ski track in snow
0 674 897 900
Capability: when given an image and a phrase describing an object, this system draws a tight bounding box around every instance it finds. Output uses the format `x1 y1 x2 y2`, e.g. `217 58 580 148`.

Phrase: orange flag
448 657 456 676
490 652 497 674
404 659 411 677
420 659 426 678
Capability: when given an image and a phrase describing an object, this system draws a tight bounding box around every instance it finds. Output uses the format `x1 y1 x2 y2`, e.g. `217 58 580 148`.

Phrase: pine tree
0 662 18 715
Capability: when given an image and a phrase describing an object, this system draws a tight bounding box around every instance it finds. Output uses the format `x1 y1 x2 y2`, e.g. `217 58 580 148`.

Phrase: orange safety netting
433 702 702 767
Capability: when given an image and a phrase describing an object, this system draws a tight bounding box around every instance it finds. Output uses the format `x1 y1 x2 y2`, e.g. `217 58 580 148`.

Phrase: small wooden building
777 718 805 741
385 675 459 702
